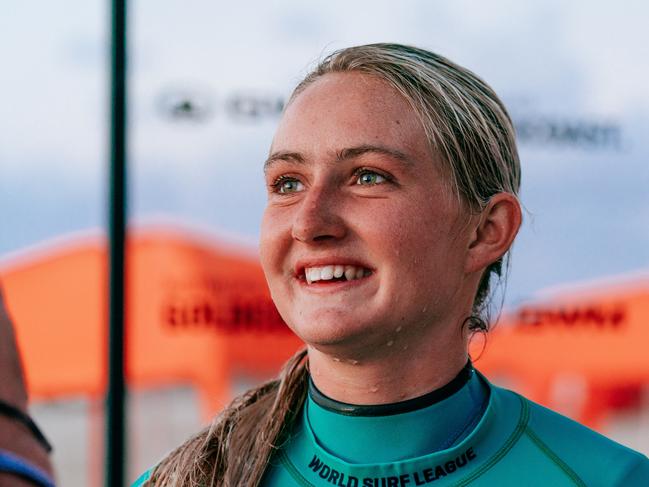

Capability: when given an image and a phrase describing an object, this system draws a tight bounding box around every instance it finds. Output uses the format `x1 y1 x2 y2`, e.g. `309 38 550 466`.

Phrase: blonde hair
149 349 308 486
148 43 521 485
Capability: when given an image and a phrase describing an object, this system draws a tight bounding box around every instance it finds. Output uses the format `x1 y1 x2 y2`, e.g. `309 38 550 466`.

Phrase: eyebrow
264 151 305 171
264 144 413 171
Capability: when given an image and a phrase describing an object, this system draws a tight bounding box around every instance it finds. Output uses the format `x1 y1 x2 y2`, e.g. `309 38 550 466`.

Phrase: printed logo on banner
517 304 626 329
161 276 289 333
154 87 624 150
513 116 621 150
156 87 284 122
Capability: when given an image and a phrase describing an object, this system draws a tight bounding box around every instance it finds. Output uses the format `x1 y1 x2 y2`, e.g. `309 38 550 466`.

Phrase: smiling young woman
259 70 509 403
136 44 649 486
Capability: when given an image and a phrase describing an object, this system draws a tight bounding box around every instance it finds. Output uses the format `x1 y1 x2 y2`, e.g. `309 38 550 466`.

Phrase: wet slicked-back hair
148 44 521 486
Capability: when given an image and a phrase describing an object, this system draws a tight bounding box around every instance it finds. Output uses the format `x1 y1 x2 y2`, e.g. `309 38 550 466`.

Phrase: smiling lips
303 265 372 284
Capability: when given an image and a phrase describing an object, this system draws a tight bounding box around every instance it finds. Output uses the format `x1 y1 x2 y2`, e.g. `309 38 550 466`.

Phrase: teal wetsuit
262 365 649 487
132 364 649 486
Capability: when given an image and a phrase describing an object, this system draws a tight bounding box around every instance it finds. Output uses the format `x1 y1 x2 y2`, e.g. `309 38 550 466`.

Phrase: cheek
259 208 284 275
386 203 464 278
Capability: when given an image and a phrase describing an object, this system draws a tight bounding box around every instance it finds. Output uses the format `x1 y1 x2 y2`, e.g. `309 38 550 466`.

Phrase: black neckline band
308 360 474 417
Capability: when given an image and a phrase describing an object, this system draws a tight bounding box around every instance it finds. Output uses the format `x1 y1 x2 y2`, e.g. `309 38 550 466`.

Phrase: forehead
270 72 433 164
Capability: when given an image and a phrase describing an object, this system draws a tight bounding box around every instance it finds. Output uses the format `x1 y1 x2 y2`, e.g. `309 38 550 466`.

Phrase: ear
465 193 522 274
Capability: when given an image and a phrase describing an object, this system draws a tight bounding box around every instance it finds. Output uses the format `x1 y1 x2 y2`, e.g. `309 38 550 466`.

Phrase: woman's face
260 72 474 358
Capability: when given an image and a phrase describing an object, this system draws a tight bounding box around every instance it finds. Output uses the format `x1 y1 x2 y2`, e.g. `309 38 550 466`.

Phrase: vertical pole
107 0 127 485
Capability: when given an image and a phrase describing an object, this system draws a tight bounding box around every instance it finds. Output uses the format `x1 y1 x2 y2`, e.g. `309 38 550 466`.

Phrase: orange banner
0 228 303 417
473 276 649 426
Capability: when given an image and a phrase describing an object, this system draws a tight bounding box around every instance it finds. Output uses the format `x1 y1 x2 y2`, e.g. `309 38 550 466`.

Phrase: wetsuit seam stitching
279 449 316 487
453 393 529 486
524 426 587 487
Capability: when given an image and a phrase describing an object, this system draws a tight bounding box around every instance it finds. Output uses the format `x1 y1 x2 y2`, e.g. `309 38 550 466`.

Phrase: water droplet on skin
349 359 359 365
370 386 379 393
402 345 409 351
333 357 341 362
395 326 402 333
387 340 394 347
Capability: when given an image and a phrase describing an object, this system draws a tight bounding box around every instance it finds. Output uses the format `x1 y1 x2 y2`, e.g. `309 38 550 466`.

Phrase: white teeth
320 265 334 280
344 266 356 281
306 267 321 284
304 264 371 283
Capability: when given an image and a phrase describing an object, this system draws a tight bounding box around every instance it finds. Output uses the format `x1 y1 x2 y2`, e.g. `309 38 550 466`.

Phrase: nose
291 186 347 243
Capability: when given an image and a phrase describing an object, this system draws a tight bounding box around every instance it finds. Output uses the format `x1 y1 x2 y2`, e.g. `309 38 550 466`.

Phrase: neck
307 321 469 405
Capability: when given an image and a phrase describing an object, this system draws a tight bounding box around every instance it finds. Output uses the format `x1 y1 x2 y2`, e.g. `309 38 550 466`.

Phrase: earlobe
465 193 522 274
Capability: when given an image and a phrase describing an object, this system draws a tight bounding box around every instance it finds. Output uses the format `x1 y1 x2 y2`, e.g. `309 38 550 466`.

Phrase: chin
291 318 356 345
287 312 384 355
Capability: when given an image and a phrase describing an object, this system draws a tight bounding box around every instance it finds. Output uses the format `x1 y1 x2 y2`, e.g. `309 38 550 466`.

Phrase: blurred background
1 0 648 485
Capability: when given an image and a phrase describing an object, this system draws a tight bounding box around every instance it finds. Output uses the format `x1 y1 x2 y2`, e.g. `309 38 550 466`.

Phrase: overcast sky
1 0 647 304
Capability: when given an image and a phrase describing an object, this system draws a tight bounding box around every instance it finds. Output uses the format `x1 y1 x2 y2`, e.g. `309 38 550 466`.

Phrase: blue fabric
0 449 55 487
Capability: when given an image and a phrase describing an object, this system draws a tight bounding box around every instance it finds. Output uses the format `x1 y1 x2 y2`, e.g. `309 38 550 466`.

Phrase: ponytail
148 348 309 486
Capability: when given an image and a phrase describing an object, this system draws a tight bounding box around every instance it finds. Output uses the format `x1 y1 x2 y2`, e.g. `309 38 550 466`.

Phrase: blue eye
356 171 386 185
275 178 304 194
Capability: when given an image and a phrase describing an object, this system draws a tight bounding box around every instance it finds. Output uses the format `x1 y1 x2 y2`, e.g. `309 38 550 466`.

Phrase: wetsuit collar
305 362 489 463
308 361 474 417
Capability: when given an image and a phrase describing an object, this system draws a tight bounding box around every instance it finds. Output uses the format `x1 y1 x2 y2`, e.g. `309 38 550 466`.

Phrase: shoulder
489 383 649 486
